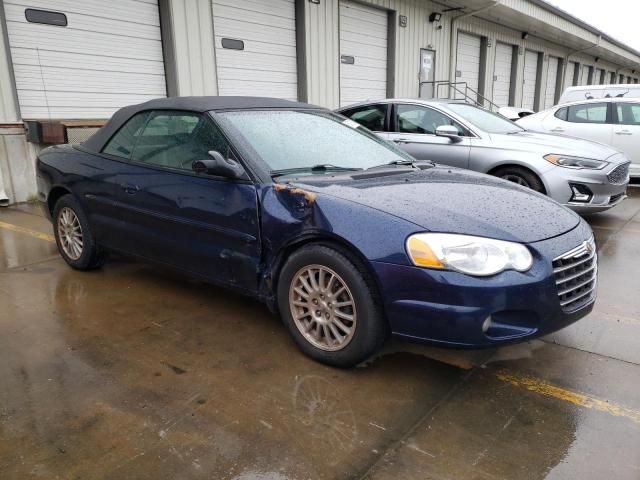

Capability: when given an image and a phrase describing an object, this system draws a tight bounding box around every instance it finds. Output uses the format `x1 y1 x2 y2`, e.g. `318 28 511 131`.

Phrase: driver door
386 103 471 168
111 110 261 291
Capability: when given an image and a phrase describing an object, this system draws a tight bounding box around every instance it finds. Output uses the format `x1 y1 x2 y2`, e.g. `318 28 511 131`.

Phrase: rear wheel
53 195 106 270
492 166 545 193
277 244 387 367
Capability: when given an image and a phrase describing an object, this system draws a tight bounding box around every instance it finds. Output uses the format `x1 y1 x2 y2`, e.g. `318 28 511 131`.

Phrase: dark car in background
36 97 597 367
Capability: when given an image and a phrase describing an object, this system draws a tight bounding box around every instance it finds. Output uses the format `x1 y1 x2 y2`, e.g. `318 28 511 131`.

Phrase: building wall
3 0 640 206
300 0 635 109
0 2 18 123
0 126 39 204
166 0 218 96
304 0 340 108
303 0 454 109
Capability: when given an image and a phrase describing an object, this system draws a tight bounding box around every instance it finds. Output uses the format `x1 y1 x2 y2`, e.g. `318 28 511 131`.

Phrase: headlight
544 154 607 170
406 233 533 276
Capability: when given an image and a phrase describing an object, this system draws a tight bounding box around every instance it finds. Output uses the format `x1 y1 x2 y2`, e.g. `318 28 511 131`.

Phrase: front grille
552 237 597 313
607 162 630 185
609 193 625 204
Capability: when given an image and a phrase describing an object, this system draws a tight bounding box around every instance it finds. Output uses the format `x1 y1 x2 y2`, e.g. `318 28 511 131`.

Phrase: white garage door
544 56 559 109
522 50 539 110
339 1 387 107
493 42 513 107
4 0 166 119
455 32 481 101
212 0 297 101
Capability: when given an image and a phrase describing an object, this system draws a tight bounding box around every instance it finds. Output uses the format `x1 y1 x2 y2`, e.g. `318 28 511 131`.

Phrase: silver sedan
336 100 630 213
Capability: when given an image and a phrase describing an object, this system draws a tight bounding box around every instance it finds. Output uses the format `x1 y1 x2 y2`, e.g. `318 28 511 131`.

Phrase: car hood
286 167 580 244
488 130 621 160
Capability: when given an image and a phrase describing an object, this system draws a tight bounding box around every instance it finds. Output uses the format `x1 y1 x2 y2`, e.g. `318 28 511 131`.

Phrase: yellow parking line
496 370 640 425
0 220 55 242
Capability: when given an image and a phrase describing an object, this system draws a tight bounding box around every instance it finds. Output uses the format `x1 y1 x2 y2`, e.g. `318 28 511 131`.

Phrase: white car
558 84 640 104
517 97 640 178
498 106 534 121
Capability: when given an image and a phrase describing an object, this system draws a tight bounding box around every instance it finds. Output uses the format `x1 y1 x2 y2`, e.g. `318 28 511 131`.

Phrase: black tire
277 244 388 368
492 166 545 193
52 195 106 270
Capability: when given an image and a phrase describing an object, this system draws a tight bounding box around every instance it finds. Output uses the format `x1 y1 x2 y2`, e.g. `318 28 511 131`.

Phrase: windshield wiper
271 164 362 177
367 159 435 170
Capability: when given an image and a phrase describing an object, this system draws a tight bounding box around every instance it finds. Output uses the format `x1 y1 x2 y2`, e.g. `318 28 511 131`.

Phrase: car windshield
446 103 524 134
216 110 414 175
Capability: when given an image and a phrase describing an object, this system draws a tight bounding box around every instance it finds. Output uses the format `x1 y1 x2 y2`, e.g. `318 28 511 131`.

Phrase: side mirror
435 125 462 143
192 151 246 179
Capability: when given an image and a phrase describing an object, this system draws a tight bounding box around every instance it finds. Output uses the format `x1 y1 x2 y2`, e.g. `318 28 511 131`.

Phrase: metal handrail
419 80 501 112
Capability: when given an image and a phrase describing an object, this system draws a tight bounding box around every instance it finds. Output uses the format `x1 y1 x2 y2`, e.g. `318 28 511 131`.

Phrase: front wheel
492 166 545 193
53 195 106 270
277 244 387 367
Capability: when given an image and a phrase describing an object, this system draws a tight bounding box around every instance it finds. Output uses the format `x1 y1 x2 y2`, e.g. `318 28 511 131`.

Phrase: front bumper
545 163 628 213
372 222 595 347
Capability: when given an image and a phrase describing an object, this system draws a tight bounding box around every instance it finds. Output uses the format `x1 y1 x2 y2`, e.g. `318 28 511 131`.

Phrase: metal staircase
419 80 500 112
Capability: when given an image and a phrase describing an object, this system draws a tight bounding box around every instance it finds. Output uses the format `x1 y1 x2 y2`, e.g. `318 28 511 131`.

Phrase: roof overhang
436 0 640 69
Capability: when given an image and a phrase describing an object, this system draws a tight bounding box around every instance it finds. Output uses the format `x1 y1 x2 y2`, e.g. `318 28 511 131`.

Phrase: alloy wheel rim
289 264 357 352
502 174 530 188
57 207 83 260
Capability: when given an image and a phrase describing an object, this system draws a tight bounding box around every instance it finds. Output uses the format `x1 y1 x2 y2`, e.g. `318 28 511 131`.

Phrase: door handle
550 127 564 133
615 130 633 135
393 138 411 143
121 183 139 194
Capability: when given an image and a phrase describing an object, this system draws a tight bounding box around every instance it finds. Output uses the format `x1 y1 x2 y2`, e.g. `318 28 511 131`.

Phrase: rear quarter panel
37 146 131 247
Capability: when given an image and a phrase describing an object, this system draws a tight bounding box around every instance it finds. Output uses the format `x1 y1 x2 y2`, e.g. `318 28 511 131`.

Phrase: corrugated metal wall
167 0 218 96
304 0 340 107
0 8 18 123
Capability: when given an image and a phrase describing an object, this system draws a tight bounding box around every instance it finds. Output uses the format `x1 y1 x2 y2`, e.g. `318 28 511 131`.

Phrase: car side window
102 112 150 159
130 111 232 171
396 104 465 135
554 107 568 121
342 104 388 131
615 103 640 125
566 103 608 124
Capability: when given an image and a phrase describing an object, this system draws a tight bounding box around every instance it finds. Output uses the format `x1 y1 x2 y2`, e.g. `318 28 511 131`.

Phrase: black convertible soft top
82 96 322 153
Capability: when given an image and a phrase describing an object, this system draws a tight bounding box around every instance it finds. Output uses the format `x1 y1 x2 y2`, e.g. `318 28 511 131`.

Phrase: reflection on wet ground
1 190 639 480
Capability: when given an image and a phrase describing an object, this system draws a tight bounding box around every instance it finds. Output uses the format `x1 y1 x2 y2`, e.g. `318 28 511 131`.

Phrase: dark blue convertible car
36 97 597 367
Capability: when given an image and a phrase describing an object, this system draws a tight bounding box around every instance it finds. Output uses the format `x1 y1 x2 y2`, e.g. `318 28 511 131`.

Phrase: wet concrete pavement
1 190 639 480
